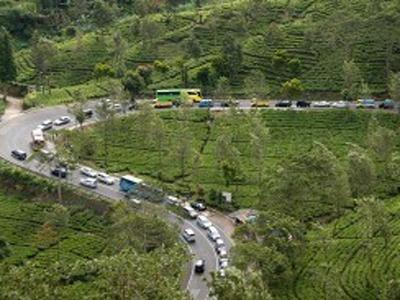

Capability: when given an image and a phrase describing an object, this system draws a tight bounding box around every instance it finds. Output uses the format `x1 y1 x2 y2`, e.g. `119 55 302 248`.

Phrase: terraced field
14 0 400 107
0 189 107 266
64 109 400 214
281 196 400 300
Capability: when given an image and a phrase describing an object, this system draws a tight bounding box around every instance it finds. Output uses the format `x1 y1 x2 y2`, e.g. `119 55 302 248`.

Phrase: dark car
296 100 311 108
194 259 205 274
83 108 93 118
220 100 239 107
11 149 27 161
379 99 395 109
191 202 206 211
51 167 68 178
275 100 292 107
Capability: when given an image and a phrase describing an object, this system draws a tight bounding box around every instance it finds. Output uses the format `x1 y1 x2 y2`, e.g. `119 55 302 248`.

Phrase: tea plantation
0 188 107 267
64 109 400 214
282 196 400 300
3 0 400 106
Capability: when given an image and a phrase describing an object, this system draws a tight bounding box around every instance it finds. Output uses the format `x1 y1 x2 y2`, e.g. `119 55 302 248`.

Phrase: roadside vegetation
0 160 187 299
62 105 400 298
62 107 400 213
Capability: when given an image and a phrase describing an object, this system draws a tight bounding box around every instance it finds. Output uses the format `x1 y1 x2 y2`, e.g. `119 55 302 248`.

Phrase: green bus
155 89 202 107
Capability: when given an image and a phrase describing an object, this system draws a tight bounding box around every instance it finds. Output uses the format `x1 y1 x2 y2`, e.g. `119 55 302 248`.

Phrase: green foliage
281 78 304 99
23 79 116 108
122 71 145 100
347 145 376 198
63 109 400 214
0 27 16 83
0 246 187 299
271 195 400 299
389 72 400 101
0 160 186 298
210 267 273 300
342 60 362 100
93 62 115 79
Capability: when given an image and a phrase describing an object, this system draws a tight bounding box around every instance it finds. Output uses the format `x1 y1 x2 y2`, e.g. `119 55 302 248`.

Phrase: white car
97 172 115 185
219 258 229 269
113 103 122 112
218 247 228 258
38 119 53 131
166 195 182 206
215 238 225 251
54 116 71 126
197 215 212 229
207 226 221 241
80 177 97 189
332 101 350 109
312 101 331 108
80 166 97 178
182 228 196 243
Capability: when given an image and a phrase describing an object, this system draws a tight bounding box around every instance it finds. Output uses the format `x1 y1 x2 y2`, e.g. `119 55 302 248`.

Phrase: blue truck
119 175 143 194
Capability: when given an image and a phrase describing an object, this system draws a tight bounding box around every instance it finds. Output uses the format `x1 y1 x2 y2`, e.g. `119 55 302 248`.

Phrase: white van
197 215 212 229
207 226 221 241
166 195 181 206
183 205 198 219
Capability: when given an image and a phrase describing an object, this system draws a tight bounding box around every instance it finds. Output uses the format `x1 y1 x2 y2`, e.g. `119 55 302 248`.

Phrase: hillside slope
3 0 400 102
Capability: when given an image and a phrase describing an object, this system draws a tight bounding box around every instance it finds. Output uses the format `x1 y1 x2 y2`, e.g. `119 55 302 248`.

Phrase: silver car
97 172 115 185
38 119 53 131
80 177 97 189
80 166 97 178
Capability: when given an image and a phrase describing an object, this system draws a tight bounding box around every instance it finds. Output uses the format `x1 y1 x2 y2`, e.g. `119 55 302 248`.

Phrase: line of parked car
78 166 115 188
167 196 229 276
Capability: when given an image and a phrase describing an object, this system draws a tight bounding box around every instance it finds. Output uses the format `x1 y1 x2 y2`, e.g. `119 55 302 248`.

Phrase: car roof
195 259 204 265
184 228 195 235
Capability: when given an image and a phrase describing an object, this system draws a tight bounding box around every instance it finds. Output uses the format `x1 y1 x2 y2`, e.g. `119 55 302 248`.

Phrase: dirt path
1 94 23 121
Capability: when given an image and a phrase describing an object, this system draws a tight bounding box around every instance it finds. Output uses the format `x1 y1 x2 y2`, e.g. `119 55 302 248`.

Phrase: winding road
0 97 393 298
0 100 233 300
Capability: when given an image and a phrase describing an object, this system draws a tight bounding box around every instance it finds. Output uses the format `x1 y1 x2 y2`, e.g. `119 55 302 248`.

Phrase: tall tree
245 70 270 99
215 127 242 190
265 142 350 220
0 27 16 100
151 113 168 179
31 37 56 94
281 78 304 100
173 113 193 178
388 72 400 103
122 71 145 102
212 36 243 83
92 0 117 30
341 60 362 100
214 76 230 99
249 113 269 201
68 90 87 130
111 31 128 76
347 144 376 198
367 118 396 162
0 238 10 260
96 98 115 171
